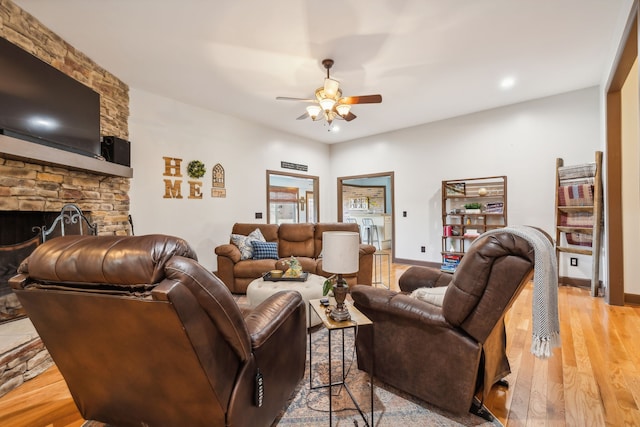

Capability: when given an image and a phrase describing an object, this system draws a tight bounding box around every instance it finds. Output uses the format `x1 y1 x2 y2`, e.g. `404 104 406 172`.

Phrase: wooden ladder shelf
554 151 603 296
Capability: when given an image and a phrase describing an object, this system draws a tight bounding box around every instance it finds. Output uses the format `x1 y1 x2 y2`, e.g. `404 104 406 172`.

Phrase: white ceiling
15 0 628 144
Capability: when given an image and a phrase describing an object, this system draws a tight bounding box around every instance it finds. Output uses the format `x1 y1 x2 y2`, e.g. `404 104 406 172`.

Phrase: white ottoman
247 273 326 327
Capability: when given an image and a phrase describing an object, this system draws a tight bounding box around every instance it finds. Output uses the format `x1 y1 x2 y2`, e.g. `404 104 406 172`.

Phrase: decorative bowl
269 270 283 279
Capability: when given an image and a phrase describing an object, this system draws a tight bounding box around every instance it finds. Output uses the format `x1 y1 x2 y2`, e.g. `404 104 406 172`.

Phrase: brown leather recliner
351 231 539 417
10 234 306 427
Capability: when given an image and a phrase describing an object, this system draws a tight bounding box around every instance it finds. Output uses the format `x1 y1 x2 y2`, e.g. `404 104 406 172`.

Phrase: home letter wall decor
163 156 184 199
188 181 203 199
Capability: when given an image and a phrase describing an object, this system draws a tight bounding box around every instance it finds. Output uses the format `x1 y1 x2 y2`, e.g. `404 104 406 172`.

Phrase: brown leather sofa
10 234 306 427
351 231 539 418
215 222 376 293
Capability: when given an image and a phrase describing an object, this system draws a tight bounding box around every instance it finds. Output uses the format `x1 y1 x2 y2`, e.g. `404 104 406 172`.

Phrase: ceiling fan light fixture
336 103 351 117
319 97 336 112
276 59 382 127
306 105 321 119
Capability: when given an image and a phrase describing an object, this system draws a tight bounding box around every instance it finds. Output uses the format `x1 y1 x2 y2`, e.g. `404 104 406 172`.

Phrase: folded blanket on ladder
558 184 594 247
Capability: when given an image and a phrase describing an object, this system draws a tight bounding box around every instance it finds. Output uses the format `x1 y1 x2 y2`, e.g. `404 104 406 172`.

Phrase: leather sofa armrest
243 290 304 349
351 285 450 329
398 266 453 293
359 244 376 256
215 243 241 264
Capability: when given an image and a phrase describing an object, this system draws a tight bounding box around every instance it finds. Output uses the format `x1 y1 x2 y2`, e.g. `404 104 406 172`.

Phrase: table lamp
322 231 359 321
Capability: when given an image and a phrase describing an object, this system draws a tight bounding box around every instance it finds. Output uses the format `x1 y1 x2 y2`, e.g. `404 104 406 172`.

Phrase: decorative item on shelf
445 182 466 196
187 160 206 179
464 202 482 214
322 231 359 321
485 202 504 213
283 256 303 278
478 187 488 196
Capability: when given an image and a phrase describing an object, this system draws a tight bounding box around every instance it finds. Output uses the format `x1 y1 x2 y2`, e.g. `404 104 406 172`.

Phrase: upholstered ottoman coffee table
247 273 326 327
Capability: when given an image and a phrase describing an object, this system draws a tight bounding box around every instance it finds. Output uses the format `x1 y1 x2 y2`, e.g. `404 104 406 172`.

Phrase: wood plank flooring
1 259 639 426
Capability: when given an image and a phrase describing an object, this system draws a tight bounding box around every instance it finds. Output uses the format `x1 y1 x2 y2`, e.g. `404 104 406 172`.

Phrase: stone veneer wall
0 0 131 234
0 0 131 396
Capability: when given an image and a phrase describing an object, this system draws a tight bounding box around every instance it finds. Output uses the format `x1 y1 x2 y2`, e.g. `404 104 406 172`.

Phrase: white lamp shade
322 231 359 274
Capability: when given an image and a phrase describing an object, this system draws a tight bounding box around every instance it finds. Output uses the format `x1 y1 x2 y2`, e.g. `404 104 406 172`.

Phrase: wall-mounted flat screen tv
0 36 101 158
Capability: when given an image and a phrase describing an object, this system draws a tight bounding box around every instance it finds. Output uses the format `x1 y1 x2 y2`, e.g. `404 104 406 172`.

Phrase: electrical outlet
403 211 407 217
255 212 262 219
420 246 426 253
570 257 578 267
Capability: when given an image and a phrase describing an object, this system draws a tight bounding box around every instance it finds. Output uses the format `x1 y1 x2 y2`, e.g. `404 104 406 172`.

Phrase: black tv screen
0 37 101 158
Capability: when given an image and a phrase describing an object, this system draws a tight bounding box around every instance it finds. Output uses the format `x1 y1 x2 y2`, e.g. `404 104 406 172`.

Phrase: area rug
271 326 497 427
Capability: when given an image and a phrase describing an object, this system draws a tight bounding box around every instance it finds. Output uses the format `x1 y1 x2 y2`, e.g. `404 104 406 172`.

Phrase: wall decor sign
281 161 308 172
211 163 226 198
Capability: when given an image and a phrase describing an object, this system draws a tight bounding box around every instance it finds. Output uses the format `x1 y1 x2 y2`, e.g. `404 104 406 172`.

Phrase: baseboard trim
624 293 640 306
393 258 441 269
558 276 592 289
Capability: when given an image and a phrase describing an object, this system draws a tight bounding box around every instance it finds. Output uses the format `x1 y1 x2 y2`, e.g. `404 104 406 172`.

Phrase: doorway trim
605 2 637 305
337 171 395 261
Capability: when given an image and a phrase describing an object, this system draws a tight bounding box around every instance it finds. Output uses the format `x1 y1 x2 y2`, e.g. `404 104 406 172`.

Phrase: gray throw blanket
473 225 560 359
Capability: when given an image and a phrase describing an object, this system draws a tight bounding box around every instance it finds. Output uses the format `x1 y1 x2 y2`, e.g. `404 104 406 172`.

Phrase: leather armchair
10 234 306 427
351 231 538 417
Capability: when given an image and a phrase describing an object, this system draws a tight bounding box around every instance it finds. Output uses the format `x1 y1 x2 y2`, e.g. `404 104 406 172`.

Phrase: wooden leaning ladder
554 151 603 297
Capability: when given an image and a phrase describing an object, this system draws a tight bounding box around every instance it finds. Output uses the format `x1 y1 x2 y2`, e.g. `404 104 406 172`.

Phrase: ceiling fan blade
276 96 317 102
341 94 382 104
296 112 309 120
344 112 357 121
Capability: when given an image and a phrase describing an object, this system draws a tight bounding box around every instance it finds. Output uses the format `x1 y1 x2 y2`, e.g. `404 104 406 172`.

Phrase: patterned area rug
272 326 497 427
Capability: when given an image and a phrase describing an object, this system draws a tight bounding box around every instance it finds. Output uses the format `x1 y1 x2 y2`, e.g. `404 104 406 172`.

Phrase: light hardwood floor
1 259 638 426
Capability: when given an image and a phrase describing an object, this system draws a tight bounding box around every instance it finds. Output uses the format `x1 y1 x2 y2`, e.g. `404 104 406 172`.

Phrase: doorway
337 172 394 260
266 170 319 224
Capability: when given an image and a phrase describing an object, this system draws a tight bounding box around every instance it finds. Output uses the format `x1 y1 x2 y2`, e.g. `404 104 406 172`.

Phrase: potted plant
323 275 336 296
464 202 482 214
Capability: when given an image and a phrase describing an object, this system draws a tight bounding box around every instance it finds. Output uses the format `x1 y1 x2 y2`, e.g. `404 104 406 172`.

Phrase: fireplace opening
0 211 60 324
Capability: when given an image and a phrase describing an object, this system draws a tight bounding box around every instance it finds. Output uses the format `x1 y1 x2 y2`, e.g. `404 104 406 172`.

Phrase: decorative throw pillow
409 286 447 307
231 228 266 260
251 241 279 260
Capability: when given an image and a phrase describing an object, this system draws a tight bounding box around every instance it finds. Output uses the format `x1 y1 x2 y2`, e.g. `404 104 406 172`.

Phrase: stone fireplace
0 1 131 396
0 155 133 397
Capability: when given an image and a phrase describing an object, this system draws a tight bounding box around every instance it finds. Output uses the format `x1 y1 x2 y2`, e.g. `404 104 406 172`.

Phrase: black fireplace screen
0 205 96 324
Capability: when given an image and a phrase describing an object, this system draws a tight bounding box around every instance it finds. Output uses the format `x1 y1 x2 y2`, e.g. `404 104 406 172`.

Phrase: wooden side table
308 298 374 427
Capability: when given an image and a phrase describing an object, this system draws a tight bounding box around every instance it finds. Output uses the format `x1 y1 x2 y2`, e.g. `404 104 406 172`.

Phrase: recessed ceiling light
500 76 516 90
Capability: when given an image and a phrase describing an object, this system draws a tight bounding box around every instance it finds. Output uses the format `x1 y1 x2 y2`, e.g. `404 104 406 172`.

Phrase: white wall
330 87 602 278
128 88 330 271
129 86 602 279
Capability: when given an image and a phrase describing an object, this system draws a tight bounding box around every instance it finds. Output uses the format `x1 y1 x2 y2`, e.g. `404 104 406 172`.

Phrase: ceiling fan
276 59 382 125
